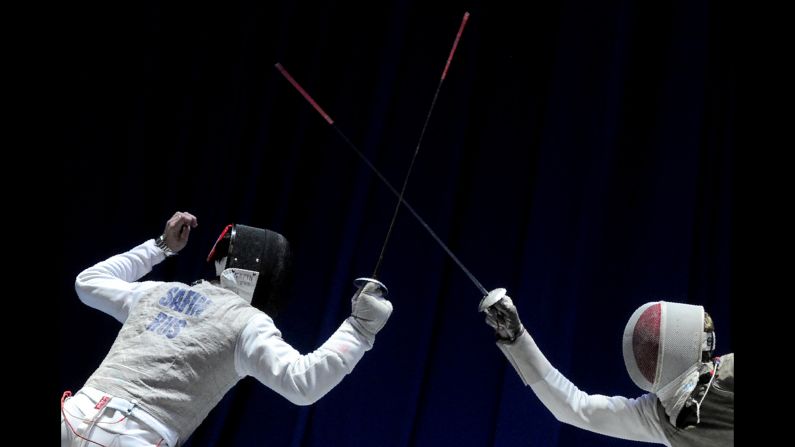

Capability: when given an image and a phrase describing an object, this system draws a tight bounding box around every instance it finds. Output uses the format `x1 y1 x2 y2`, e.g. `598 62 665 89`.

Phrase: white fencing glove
482 290 524 343
348 277 393 340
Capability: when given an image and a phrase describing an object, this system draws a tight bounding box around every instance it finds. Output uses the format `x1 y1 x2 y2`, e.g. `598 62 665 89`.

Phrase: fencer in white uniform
480 289 733 447
61 211 393 446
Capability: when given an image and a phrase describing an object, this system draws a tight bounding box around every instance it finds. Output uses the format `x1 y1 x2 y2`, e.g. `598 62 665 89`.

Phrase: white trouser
61 388 174 447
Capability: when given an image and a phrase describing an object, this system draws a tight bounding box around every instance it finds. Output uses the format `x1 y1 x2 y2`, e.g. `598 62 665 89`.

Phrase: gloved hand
348 278 393 339
483 293 524 343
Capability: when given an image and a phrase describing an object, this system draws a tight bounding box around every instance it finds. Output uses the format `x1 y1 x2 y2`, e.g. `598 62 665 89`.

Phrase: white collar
219 268 259 303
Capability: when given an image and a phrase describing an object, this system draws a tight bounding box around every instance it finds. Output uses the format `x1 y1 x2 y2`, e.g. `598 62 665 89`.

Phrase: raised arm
235 279 393 405
483 292 669 444
74 211 198 323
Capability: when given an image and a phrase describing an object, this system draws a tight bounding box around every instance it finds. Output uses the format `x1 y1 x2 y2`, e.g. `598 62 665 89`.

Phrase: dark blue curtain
56 0 735 445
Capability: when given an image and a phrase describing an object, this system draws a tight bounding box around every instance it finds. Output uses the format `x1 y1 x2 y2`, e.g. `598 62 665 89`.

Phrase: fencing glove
348 278 393 340
483 292 524 343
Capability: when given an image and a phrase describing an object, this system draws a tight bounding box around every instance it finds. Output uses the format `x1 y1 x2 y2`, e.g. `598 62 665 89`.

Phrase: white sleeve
74 239 166 323
498 331 670 445
234 313 374 406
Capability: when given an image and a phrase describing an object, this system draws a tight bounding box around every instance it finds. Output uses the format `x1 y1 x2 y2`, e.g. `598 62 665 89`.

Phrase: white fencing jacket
497 331 733 446
75 239 376 445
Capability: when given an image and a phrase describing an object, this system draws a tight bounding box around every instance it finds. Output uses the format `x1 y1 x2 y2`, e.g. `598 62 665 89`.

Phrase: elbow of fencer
286 390 320 406
552 412 571 424
74 273 92 304
280 376 323 406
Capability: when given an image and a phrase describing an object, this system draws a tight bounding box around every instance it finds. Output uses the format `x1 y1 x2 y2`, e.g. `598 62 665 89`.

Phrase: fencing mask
622 301 716 393
207 224 293 316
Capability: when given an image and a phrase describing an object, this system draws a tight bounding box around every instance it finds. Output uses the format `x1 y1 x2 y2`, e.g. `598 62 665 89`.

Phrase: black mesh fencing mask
207 224 293 316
